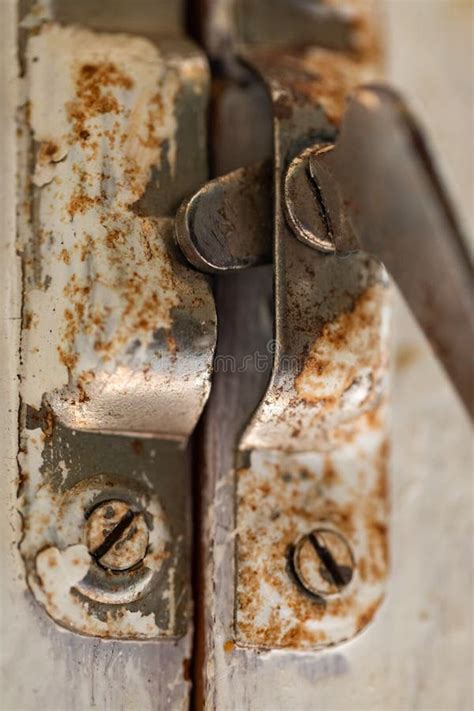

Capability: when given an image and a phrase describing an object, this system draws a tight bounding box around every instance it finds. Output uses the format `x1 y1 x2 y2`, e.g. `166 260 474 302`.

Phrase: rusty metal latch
176 88 473 419
173 44 472 651
18 22 216 640
174 46 391 649
17 0 472 656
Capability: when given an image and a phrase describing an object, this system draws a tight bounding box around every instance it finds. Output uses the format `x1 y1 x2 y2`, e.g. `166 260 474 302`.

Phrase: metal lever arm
305 85 474 418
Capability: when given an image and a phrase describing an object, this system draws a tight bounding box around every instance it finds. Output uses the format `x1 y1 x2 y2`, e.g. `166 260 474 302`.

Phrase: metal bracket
18 21 215 639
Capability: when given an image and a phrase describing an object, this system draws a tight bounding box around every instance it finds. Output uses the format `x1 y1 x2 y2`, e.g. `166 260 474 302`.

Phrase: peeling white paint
34 544 160 639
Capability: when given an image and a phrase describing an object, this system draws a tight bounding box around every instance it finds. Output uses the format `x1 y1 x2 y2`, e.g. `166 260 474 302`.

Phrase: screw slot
292 527 355 599
85 499 149 572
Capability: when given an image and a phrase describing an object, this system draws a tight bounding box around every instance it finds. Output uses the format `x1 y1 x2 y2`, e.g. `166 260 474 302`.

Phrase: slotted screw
85 499 149 572
292 527 355 598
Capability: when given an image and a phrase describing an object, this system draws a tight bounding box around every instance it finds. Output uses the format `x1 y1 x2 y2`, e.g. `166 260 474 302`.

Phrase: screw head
292 527 355 598
86 499 149 572
284 144 335 253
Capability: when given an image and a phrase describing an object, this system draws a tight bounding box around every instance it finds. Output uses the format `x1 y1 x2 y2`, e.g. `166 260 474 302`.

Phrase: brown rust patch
131 439 144 455
67 62 134 140
105 229 126 249
59 248 70 265
322 458 339 486
321 0 383 64
395 344 421 371
67 191 97 218
295 284 386 406
374 439 389 500
37 140 62 163
42 410 55 439
79 234 95 261
355 596 383 632
251 46 379 127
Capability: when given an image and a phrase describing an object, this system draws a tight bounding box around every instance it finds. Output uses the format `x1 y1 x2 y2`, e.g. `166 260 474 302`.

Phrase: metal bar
308 85 474 417
175 161 272 273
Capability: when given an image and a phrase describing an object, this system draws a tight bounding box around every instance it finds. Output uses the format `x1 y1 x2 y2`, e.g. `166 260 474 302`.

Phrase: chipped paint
18 423 174 638
17 22 212 640
34 545 160 639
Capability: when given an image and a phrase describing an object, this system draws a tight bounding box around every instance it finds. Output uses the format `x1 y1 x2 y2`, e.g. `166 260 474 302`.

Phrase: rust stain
131 439 144 455
252 45 380 127
321 0 383 65
223 640 235 653
236 437 389 648
59 248 70 265
37 140 60 162
67 191 97 218
322 458 339 486
295 284 386 408
67 62 133 141
43 410 55 439
355 595 383 632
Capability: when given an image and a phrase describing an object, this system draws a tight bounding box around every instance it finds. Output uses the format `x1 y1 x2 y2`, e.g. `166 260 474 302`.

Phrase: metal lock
6 1 472 709
174 2 471 655
16 0 472 670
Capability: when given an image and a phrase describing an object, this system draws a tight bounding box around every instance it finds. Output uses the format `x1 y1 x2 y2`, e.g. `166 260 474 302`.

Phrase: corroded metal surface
240 48 387 454
241 273 391 453
18 415 191 638
236 423 389 648
308 86 474 417
17 22 213 642
21 23 215 439
232 48 391 648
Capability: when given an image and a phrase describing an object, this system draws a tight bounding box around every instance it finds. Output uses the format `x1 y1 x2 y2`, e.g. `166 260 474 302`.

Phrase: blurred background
385 0 473 239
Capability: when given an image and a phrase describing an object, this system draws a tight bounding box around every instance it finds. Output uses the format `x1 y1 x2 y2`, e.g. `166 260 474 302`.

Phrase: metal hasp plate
234 48 391 649
18 22 215 639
